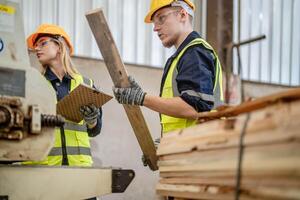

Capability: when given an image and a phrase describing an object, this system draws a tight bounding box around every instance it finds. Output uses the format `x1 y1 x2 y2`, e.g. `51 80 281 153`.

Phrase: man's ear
179 9 189 22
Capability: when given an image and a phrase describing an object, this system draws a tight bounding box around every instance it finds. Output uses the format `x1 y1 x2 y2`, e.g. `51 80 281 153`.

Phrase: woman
26 24 102 167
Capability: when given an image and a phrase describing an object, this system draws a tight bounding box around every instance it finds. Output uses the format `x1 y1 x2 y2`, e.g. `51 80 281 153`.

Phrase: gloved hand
113 76 146 106
142 138 160 167
79 104 99 127
154 138 160 148
141 154 149 167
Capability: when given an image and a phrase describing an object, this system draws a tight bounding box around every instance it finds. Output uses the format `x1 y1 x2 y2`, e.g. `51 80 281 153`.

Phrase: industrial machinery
0 1 134 199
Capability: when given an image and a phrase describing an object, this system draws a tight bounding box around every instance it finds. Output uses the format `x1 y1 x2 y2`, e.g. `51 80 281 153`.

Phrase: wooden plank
174 198 189 200
162 99 300 142
157 183 265 200
159 176 300 188
247 186 300 200
157 98 300 199
158 129 299 157
158 100 300 156
160 170 299 180
159 119 298 156
158 142 300 174
157 183 299 200
85 8 158 170
197 88 300 122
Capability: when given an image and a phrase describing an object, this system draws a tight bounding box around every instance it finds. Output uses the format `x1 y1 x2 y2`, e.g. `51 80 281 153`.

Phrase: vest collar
171 31 201 59
44 67 73 82
160 31 202 95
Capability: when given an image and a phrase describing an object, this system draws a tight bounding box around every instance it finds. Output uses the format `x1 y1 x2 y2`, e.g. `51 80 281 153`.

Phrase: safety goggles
33 38 60 49
152 10 179 26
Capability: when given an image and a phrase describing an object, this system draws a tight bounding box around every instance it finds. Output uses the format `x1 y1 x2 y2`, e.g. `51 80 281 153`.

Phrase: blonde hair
40 36 79 79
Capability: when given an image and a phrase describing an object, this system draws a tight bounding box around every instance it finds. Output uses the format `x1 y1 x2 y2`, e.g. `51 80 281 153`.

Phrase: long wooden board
158 100 300 156
157 183 300 200
158 142 300 173
197 87 300 122
159 176 300 188
85 8 158 170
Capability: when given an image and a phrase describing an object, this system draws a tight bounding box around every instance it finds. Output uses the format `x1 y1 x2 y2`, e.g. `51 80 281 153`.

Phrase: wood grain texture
158 100 300 156
197 88 300 122
85 8 158 170
157 183 300 200
57 84 112 122
156 97 300 199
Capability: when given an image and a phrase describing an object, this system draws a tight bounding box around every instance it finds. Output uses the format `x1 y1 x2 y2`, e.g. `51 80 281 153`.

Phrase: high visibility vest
160 38 224 134
24 74 94 166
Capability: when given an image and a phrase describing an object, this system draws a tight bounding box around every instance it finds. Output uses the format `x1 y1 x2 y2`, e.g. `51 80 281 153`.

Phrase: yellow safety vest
24 74 94 166
160 38 224 134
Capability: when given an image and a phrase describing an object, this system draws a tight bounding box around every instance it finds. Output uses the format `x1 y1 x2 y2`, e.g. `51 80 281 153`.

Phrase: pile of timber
156 88 300 200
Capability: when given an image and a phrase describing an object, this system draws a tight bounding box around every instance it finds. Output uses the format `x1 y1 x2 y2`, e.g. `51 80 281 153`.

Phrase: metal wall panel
233 0 300 86
20 0 169 67
19 0 200 68
19 0 299 85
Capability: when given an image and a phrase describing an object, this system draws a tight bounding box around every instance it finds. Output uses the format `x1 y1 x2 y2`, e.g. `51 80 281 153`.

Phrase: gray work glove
142 138 160 167
79 104 99 126
113 76 146 106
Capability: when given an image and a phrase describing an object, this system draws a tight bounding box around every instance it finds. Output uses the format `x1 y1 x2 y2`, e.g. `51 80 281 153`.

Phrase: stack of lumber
156 88 300 200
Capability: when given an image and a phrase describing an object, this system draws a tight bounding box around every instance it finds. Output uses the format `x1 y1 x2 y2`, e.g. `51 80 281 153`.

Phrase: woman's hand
79 104 99 128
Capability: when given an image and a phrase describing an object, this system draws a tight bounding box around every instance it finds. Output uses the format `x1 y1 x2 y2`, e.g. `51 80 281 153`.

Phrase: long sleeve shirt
160 31 216 112
44 68 102 137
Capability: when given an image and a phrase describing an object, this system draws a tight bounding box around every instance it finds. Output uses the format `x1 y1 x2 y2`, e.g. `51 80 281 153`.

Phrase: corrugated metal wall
20 0 178 67
233 0 300 86
19 0 299 86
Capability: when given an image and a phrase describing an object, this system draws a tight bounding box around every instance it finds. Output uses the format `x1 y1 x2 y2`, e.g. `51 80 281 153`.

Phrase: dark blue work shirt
44 67 102 137
160 31 216 112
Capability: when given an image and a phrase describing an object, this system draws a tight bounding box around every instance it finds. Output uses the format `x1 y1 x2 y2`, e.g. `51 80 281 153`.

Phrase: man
113 0 223 135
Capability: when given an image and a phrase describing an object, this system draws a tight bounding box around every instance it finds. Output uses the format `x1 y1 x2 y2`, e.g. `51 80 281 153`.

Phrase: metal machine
0 1 134 199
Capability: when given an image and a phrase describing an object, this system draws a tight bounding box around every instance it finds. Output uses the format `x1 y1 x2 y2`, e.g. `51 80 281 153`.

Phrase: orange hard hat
144 0 195 23
27 24 74 55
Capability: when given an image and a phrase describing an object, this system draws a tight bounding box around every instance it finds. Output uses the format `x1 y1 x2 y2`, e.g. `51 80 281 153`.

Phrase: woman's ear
57 44 62 54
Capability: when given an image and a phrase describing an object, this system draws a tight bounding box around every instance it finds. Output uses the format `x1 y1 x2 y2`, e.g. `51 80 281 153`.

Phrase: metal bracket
30 105 41 134
112 169 135 193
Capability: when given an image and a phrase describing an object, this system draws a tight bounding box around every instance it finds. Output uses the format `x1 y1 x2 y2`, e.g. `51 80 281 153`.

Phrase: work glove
113 76 146 106
79 104 99 127
142 138 160 167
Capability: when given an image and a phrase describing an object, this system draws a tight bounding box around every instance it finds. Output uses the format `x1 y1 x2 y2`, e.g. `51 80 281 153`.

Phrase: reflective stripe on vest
64 122 87 132
82 76 91 86
48 147 91 156
160 38 224 134
24 74 94 166
54 74 93 166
